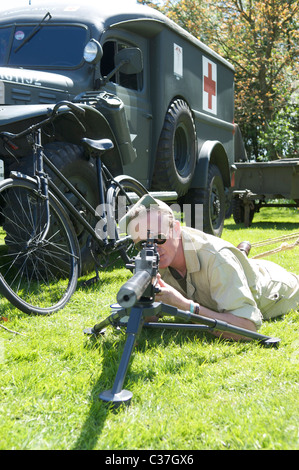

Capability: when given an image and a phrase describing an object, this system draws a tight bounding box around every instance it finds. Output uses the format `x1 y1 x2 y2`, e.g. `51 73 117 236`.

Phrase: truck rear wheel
184 164 225 237
151 99 196 197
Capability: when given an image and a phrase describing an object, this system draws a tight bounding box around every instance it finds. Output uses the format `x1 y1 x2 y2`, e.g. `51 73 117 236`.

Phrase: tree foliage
141 0 298 160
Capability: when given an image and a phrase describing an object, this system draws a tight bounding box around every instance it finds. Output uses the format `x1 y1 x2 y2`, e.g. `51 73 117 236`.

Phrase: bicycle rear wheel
0 177 80 315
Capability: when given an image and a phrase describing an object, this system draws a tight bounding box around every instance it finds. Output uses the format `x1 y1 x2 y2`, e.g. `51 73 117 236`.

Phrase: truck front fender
0 103 124 176
191 140 231 189
0 104 53 127
0 104 56 160
57 103 125 176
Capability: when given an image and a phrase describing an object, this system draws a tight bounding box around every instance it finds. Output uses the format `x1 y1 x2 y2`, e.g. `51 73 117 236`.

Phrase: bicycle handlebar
0 101 86 142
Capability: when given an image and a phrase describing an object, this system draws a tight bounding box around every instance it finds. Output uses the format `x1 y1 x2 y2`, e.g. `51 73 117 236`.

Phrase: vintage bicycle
0 101 147 315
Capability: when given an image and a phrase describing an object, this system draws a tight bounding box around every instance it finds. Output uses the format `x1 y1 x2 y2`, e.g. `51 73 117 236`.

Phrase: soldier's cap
119 194 173 233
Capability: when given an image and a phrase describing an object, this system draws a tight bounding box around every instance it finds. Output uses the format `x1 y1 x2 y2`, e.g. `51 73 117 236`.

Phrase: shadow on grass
225 220 299 231
71 320 214 450
72 311 270 450
225 205 299 232
71 333 118 450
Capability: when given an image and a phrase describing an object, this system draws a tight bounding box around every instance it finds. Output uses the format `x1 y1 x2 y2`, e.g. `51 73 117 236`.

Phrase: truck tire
232 197 255 226
43 142 99 274
151 99 196 197
184 164 225 237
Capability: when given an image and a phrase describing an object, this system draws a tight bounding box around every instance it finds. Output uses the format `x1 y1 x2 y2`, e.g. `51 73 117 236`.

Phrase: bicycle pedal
81 275 100 287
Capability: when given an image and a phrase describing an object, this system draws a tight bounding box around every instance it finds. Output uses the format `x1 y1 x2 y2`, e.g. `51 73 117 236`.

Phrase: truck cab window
101 40 143 91
0 27 10 65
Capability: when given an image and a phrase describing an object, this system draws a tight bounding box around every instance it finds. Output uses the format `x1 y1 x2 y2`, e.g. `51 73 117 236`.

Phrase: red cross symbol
204 62 216 110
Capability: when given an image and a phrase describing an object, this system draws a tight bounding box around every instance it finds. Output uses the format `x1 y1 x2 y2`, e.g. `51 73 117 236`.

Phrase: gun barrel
117 270 152 308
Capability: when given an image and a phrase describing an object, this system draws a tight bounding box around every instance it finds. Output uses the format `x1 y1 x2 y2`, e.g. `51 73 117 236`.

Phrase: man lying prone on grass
120 195 299 341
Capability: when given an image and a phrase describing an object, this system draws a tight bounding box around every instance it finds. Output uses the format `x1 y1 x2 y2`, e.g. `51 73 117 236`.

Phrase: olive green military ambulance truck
0 1 242 272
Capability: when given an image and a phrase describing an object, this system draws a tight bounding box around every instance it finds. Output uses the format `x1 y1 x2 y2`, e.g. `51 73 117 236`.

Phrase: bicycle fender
10 171 37 184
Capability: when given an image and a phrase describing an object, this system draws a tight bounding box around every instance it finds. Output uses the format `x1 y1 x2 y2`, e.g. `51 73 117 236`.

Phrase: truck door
100 35 152 188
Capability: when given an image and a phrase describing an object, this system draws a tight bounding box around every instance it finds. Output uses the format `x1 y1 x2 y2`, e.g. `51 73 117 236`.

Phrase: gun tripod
84 298 280 408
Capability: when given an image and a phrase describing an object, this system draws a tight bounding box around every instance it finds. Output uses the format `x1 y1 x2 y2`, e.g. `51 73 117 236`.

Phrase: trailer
232 158 299 227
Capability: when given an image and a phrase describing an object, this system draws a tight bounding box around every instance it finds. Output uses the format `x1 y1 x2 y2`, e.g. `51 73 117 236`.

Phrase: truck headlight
84 39 103 64
0 81 5 105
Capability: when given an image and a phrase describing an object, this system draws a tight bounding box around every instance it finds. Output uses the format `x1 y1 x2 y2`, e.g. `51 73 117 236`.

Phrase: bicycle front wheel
0 178 80 315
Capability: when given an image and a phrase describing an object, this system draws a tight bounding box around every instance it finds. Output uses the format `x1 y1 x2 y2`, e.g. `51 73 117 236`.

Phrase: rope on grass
251 232 299 259
0 324 27 336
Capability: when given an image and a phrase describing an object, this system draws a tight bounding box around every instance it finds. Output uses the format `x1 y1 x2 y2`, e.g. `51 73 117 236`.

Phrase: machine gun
84 234 160 335
117 236 160 309
84 234 280 407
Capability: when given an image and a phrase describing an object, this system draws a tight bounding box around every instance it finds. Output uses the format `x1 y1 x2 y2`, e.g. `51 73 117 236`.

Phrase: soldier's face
127 210 180 269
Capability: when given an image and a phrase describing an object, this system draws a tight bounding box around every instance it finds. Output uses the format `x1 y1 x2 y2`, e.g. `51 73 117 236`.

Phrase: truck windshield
0 24 88 68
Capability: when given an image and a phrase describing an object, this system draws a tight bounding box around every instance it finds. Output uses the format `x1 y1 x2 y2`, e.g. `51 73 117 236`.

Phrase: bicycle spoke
0 180 79 314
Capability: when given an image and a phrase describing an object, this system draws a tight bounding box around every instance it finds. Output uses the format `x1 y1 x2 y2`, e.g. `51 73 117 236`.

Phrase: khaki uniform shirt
160 227 299 329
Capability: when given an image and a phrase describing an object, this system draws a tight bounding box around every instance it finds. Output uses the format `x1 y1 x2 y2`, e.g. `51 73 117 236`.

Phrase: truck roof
0 1 163 24
0 0 234 71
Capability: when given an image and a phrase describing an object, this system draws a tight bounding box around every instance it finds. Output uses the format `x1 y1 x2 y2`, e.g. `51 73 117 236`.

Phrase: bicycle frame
1 101 147 278
43 150 132 250
10 132 133 265
27 127 52 245
44 154 106 241
0 101 147 314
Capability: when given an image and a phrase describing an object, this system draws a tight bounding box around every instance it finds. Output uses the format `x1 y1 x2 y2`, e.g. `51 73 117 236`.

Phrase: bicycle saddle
81 137 114 153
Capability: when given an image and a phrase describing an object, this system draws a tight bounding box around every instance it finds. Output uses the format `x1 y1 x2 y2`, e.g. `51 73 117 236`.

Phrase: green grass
0 206 298 450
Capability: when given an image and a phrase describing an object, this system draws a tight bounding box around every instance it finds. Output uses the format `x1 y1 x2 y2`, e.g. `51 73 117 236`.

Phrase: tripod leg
99 306 144 407
83 305 128 336
160 303 280 346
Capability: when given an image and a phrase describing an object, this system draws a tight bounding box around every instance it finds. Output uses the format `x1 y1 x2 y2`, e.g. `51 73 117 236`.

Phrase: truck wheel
184 164 225 237
151 99 196 197
44 142 99 274
232 197 244 224
232 197 255 226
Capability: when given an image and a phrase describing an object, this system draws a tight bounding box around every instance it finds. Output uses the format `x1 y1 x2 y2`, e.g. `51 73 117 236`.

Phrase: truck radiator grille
11 87 31 102
10 87 58 104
